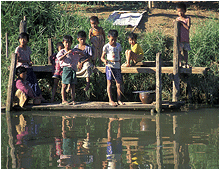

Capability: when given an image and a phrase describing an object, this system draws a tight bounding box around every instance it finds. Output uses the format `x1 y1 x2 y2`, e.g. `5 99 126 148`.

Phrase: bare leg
61 83 68 103
70 84 75 103
116 82 125 105
183 50 189 67
107 80 117 106
84 77 90 91
51 79 59 103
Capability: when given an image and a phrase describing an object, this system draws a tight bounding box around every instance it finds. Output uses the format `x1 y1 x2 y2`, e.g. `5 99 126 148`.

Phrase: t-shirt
15 46 32 68
57 48 81 71
131 43 144 56
177 17 190 43
103 42 122 69
74 44 92 63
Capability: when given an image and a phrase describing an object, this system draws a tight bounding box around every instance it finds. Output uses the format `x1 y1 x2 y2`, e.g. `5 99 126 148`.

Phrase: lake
1 107 219 169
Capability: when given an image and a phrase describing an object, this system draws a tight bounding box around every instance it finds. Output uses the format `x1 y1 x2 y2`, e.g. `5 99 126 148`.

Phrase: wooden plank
19 16 27 33
135 61 173 67
156 53 162 113
172 21 181 102
6 53 17 112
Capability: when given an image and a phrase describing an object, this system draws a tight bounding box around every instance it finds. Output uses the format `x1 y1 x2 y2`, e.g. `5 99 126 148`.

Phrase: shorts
62 67 77 85
179 42 191 51
106 66 122 83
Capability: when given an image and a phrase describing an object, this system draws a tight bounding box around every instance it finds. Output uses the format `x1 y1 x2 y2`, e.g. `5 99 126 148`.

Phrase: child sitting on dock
175 2 191 68
122 33 144 67
75 30 93 91
15 32 46 102
101 30 125 107
89 16 105 66
50 42 64 103
14 66 41 107
57 35 84 105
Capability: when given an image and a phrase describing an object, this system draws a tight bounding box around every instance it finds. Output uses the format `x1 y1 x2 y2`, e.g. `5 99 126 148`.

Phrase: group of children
14 2 191 107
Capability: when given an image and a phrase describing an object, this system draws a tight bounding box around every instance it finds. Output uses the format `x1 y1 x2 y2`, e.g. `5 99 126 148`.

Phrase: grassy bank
1 1 219 106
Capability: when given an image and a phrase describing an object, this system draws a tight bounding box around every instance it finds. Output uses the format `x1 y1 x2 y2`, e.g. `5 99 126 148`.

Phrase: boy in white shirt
101 30 125 107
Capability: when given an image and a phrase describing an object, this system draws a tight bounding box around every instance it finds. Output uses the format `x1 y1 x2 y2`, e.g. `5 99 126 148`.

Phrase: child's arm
176 17 191 30
59 50 72 61
101 51 108 65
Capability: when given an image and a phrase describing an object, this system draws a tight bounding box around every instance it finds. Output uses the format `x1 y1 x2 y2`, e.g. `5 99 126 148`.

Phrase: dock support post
156 53 162 113
172 21 181 102
156 113 163 168
19 16 27 33
48 38 53 65
6 53 17 112
173 115 180 168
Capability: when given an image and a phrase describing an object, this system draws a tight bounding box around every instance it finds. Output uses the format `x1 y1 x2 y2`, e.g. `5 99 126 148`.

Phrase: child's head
176 2 187 17
16 66 27 80
90 16 99 28
77 30 87 45
56 42 64 52
108 30 118 46
18 32 29 46
127 33 137 45
63 35 73 49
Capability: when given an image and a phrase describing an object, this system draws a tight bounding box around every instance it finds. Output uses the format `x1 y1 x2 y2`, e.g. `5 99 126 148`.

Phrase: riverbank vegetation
1 1 219 106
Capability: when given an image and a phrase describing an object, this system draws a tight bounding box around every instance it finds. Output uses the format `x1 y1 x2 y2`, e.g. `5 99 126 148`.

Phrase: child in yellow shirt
122 33 144 67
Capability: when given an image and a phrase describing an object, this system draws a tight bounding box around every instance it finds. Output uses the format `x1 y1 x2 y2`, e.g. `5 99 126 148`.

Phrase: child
175 2 191 68
50 42 64 103
122 33 144 67
15 66 41 107
75 30 93 91
15 32 46 102
57 35 84 105
89 16 105 66
101 30 125 107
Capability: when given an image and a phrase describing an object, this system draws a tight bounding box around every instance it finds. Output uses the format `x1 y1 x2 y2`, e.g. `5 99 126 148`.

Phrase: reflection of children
50 42 64 103
106 118 123 169
89 16 105 66
75 31 93 91
15 66 41 107
101 30 125 107
175 2 191 68
57 35 84 105
15 32 46 102
122 33 144 67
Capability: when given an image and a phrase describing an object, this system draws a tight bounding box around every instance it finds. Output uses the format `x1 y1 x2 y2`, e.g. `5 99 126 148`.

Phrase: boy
75 30 93 91
101 30 125 107
122 33 144 67
57 35 84 105
175 2 191 68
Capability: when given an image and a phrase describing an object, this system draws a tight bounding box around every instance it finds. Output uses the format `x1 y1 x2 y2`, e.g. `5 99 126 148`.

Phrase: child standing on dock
101 30 125 107
175 2 191 68
89 16 105 66
15 32 46 102
122 32 144 67
50 42 64 103
75 30 93 91
57 35 84 105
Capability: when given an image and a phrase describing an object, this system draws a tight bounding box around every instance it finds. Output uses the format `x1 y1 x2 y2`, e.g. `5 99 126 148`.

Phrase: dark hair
108 30 118 38
56 42 64 51
128 32 137 40
63 35 73 43
18 32 29 42
16 66 27 76
90 16 99 23
176 2 187 12
77 30 87 38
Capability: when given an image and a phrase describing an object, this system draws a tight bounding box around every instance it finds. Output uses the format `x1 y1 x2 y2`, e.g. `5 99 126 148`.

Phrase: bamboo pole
48 38 53 65
172 21 180 102
6 53 17 112
156 53 162 113
19 16 27 33
6 32 8 58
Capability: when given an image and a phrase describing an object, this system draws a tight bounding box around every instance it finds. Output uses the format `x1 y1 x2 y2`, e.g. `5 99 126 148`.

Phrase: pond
1 107 219 169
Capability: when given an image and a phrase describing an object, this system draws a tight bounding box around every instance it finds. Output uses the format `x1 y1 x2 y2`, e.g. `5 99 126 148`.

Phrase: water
1 107 219 169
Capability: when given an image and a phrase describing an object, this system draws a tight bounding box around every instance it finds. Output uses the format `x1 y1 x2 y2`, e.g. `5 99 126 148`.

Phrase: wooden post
6 33 8 58
6 53 17 112
172 21 181 102
48 38 53 65
173 115 180 169
19 16 27 33
156 113 163 168
148 1 154 8
156 53 162 113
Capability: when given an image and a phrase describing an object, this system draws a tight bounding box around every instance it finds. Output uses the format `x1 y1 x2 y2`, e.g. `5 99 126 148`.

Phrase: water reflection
2 108 219 169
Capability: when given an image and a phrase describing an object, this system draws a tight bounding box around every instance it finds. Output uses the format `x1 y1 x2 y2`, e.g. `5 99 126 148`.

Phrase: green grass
1 1 219 106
